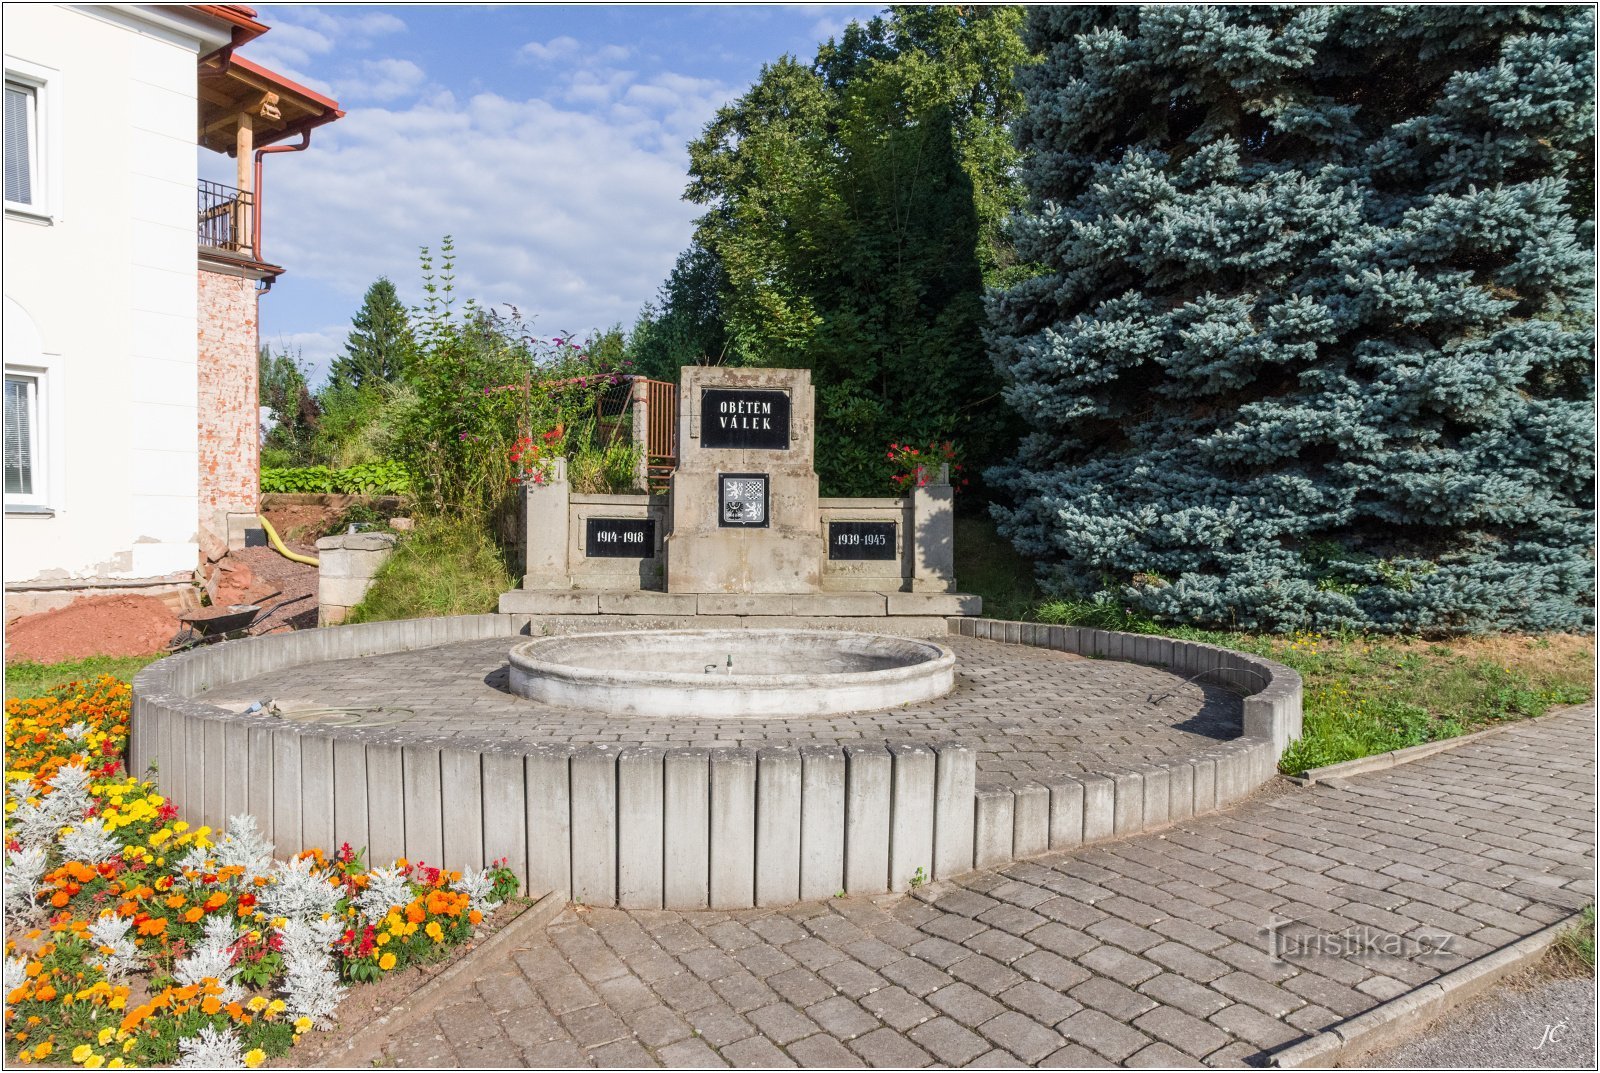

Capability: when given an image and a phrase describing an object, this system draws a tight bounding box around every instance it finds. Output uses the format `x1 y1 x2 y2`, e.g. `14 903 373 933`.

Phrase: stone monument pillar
666 367 825 594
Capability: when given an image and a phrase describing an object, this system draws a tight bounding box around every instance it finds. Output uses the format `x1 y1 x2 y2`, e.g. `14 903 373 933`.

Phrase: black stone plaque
585 517 656 557
700 389 790 450
718 473 769 528
828 521 897 561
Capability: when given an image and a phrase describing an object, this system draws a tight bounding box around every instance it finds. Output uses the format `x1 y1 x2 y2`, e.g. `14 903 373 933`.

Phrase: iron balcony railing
197 179 252 253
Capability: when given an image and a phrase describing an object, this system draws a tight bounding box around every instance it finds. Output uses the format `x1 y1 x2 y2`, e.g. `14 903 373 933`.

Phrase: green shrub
260 460 411 495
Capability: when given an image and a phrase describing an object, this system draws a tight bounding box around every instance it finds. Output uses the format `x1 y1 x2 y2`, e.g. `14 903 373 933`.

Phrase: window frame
3 56 61 223
4 364 48 510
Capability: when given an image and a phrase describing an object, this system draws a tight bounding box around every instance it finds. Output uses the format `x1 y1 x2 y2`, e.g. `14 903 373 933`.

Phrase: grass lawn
1180 628 1595 775
954 514 1039 621
956 517 1594 777
4 653 164 700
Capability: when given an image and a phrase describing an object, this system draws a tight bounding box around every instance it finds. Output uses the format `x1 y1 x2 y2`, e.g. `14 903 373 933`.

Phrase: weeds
346 518 517 622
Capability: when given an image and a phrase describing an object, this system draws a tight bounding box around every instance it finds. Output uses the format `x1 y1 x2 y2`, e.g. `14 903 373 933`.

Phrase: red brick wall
197 268 260 560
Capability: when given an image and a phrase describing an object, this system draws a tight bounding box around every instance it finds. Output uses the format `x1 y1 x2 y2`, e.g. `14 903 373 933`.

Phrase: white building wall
3 4 227 587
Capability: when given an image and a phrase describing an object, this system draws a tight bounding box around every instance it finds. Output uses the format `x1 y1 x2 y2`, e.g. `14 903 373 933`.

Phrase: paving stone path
203 636 1241 788
379 705 1595 1069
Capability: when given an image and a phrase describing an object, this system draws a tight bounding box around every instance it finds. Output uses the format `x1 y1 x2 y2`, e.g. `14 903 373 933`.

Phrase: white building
3 3 340 623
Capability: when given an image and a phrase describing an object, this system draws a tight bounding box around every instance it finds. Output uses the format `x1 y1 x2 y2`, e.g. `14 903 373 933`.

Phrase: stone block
886 592 983 616
598 592 698 616
271 729 303 855
664 748 711 909
571 747 619 906
618 747 666 909
526 744 574 899
1141 767 1170 830
844 744 892 893
932 742 976 881
696 593 797 616
317 576 374 610
973 787 1015 870
796 591 890 616
1191 756 1217 816
300 734 335 854
223 721 250 825
482 751 528 886
1081 774 1114 843
1012 782 1049 859
799 746 846 901
332 738 369 860
710 749 757 909
401 744 444 868
202 718 225 832
365 742 405 868
498 590 600 615
755 747 802 906
441 748 485 873
1045 776 1084 851
1168 762 1194 823
887 742 936 892
1112 772 1144 836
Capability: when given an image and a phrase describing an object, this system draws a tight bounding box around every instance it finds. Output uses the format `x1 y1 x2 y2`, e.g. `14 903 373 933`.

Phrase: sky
205 3 882 385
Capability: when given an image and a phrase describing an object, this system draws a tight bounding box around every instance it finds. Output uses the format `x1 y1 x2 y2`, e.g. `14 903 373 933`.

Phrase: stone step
497 589 982 618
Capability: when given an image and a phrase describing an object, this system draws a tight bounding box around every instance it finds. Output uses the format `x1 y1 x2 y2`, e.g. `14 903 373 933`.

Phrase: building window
4 57 57 220
4 79 36 206
4 369 44 506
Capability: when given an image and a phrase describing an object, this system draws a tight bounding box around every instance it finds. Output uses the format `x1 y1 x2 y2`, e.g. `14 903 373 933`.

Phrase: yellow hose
259 516 319 567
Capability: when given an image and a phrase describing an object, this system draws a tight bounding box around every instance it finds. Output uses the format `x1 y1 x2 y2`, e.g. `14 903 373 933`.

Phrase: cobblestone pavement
203 636 1241 787
378 706 1595 1068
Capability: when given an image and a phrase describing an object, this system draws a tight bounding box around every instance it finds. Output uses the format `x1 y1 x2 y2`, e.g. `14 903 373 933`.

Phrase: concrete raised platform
131 614 1301 911
498 588 982 618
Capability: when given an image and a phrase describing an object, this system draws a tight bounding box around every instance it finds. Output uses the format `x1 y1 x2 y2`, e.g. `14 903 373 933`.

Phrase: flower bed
3 677 516 1068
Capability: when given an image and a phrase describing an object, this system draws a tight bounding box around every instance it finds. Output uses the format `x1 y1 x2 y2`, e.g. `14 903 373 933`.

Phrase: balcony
197 179 252 255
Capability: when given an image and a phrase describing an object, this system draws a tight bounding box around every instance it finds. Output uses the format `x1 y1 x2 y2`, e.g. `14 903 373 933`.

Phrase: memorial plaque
828 521 897 561
585 517 656 558
700 389 790 451
718 473 769 528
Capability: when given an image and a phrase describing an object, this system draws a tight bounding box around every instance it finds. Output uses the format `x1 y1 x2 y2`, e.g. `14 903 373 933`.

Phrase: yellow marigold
425 921 444 942
247 996 268 1012
33 1041 52 1058
243 1050 266 1068
97 1027 114 1045
378 952 397 971
71 1044 93 1063
294 1016 313 1034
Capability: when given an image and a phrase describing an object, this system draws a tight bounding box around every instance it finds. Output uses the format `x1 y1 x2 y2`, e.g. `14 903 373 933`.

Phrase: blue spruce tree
988 6 1595 633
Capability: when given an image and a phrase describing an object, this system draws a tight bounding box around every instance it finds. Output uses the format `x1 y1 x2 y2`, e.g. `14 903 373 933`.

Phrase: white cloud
256 68 742 367
340 58 427 103
518 35 580 63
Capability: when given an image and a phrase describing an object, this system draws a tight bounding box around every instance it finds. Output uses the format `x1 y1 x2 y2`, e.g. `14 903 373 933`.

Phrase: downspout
252 130 312 291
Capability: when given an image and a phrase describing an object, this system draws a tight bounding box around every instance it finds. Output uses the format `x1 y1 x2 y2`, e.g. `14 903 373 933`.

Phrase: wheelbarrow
169 591 312 651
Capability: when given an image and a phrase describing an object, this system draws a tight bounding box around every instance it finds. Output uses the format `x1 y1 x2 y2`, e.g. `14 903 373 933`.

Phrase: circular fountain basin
508 629 956 718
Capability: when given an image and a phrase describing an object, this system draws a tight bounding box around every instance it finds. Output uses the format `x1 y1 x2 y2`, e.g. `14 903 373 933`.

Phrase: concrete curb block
1294 704 1595 786
1268 913 1583 1068
132 612 1302 907
330 889 566 1066
947 617 1304 866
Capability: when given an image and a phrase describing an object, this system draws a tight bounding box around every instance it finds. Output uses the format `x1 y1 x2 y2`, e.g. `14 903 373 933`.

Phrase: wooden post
235 113 253 250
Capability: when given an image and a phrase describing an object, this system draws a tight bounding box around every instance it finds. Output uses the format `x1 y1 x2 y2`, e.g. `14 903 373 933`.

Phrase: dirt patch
262 503 342 547
4 594 180 663
218 547 319 634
